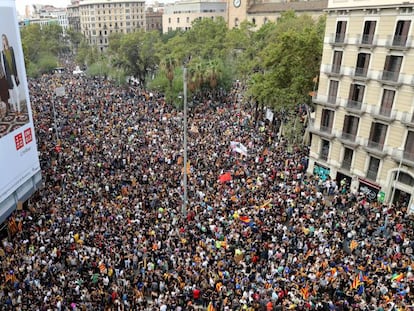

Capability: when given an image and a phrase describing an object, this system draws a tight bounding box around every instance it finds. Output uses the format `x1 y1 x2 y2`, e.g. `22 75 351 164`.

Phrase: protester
0 68 413 311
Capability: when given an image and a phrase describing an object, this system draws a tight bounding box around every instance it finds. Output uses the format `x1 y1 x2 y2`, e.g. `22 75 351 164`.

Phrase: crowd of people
0 68 413 311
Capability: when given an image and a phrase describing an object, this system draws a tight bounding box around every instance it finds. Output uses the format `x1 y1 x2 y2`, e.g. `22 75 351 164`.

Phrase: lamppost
182 66 188 217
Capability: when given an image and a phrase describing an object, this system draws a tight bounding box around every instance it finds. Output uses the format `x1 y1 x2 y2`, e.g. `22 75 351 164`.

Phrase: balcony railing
329 33 347 45
312 93 340 108
370 106 397 122
338 131 360 147
401 112 414 127
354 67 368 77
403 150 414 162
320 125 333 134
341 159 352 170
344 100 366 114
341 132 357 142
308 121 335 139
331 64 341 74
347 100 362 110
322 63 344 77
366 169 378 181
327 95 338 105
367 140 384 151
360 34 375 45
320 150 329 161
335 33 345 43
385 35 412 49
380 70 400 83
392 148 414 167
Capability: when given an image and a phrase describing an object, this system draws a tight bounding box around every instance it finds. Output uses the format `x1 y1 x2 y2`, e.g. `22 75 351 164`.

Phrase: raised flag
219 172 232 183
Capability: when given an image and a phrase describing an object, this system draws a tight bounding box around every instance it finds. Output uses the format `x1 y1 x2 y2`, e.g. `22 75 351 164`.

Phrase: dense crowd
0 70 413 311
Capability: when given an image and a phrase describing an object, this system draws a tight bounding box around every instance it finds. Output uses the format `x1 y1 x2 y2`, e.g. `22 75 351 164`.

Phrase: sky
16 0 72 15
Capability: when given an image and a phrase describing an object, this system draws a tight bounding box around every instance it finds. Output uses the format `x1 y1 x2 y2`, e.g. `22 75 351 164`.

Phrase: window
379 89 395 116
397 172 414 186
393 20 411 46
177 17 180 23
252 18 256 25
362 20 376 44
348 84 365 109
264 17 268 24
404 131 414 161
342 115 359 141
168 17 171 24
328 80 339 104
382 55 403 81
235 18 239 27
342 148 353 170
332 50 343 73
367 156 380 180
335 20 347 43
186 17 190 23
368 122 387 150
355 53 370 77
320 109 334 133
320 140 330 161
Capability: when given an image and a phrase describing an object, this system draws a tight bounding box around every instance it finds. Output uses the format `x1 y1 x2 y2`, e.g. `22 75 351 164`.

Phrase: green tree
113 30 161 85
66 27 84 53
247 11 325 112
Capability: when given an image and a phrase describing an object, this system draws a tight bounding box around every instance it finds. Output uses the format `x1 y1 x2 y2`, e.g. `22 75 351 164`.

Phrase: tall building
146 7 163 32
162 0 227 33
67 0 81 33
227 0 327 29
76 0 146 51
308 0 414 209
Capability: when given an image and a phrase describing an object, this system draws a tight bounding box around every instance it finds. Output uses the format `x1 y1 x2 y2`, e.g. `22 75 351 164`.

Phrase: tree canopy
20 12 325 112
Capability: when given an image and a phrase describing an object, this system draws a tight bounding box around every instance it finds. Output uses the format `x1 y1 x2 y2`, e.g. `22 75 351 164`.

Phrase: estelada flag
351 275 361 289
99 262 107 274
350 240 358 251
219 172 232 183
300 285 310 299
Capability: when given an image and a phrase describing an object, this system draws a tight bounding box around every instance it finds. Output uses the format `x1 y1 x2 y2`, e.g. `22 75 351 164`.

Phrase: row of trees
20 12 325 112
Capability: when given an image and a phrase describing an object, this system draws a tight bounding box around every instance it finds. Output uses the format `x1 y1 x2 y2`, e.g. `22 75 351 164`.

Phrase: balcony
401 112 414 127
363 138 387 157
320 149 329 161
341 159 352 171
312 93 340 108
329 33 347 46
378 70 402 86
308 121 335 139
350 67 372 82
337 131 360 148
324 64 344 77
344 100 367 115
370 106 397 122
366 169 378 181
356 34 377 47
391 148 414 167
385 35 412 50
355 67 368 77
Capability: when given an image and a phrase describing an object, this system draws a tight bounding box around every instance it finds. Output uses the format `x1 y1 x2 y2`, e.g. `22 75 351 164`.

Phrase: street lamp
182 66 188 217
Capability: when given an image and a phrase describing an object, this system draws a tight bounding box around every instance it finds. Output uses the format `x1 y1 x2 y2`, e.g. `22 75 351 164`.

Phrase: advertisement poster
0 1 41 203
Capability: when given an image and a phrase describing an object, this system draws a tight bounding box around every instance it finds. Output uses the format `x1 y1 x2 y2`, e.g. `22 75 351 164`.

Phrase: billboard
0 1 41 216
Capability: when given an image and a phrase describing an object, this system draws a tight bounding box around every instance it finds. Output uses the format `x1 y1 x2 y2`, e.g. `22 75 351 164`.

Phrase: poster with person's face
0 1 41 203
